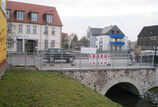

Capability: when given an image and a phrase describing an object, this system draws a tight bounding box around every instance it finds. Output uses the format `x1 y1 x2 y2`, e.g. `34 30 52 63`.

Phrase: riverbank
0 68 121 107
141 87 158 105
149 87 158 94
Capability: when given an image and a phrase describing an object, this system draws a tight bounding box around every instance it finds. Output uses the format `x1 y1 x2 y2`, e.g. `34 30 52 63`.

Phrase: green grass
0 68 122 107
149 87 158 94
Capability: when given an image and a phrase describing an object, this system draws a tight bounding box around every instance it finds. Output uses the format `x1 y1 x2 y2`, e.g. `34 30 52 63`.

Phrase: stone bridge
63 67 158 96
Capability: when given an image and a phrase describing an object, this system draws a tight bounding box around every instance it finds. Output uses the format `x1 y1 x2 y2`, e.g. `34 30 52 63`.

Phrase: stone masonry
63 68 156 96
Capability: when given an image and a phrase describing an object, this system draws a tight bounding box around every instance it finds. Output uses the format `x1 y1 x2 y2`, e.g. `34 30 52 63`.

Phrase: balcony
109 34 125 38
110 42 125 45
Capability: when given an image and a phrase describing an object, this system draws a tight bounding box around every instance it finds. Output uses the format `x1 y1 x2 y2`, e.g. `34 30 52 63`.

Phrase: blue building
88 25 128 52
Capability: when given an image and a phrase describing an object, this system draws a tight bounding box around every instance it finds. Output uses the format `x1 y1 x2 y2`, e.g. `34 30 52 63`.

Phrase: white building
6 1 62 52
89 25 128 52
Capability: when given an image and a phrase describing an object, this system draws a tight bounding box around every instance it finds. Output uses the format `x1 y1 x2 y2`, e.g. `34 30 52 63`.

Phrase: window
19 25 23 33
7 24 12 33
26 25 30 34
33 26 37 34
46 15 53 23
99 45 102 51
6 10 11 19
51 40 55 48
16 11 24 20
52 26 55 35
99 38 103 44
117 31 120 34
44 26 48 34
45 40 48 50
31 13 38 21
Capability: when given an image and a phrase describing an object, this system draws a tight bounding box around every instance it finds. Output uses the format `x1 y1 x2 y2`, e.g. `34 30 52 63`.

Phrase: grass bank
0 68 121 107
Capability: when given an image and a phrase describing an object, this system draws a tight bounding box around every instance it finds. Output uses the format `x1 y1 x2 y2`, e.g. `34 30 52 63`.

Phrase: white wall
96 35 128 52
96 35 110 51
7 22 62 52
123 36 128 51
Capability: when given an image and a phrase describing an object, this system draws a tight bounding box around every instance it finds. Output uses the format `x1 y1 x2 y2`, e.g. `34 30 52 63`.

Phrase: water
106 87 156 107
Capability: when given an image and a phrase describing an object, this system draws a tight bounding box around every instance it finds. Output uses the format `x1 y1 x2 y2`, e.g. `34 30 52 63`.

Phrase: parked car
44 48 75 63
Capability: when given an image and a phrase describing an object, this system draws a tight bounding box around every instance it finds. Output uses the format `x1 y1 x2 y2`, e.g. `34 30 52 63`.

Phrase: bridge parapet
63 68 156 96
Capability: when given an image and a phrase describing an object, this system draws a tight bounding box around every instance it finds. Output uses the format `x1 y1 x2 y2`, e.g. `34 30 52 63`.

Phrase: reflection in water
105 87 155 107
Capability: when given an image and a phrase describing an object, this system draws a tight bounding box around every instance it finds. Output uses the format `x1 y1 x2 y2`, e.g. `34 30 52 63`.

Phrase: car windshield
48 49 63 53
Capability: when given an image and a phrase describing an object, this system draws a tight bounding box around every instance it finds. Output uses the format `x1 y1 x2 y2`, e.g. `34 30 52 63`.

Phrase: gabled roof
89 28 102 36
138 25 158 37
7 1 62 26
90 25 124 36
100 25 114 34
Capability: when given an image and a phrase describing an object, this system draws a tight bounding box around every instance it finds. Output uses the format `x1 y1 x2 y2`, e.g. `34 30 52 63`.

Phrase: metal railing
7 50 155 71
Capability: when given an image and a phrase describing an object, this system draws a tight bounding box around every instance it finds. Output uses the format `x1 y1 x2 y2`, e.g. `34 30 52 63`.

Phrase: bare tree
78 36 89 47
86 26 91 39
7 23 18 51
70 33 78 49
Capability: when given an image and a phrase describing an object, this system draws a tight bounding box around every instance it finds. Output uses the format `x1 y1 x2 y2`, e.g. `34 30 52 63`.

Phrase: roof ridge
7 0 62 26
8 0 56 8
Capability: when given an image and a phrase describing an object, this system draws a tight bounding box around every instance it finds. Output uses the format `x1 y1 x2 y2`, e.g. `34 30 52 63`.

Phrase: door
17 39 23 52
25 40 36 52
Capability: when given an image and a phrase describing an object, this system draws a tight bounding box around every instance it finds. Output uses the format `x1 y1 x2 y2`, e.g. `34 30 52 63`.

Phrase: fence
7 48 155 71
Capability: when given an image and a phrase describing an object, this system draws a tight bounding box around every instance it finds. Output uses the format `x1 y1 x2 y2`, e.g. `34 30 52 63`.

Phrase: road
7 54 153 70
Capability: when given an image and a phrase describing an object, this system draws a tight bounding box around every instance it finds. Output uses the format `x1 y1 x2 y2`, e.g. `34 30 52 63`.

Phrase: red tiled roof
6 1 62 26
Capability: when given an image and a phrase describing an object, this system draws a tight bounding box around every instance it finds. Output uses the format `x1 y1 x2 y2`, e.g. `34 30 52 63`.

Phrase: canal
105 87 155 107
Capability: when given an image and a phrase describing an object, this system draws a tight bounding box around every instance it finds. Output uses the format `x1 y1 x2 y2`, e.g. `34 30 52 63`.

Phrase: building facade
88 25 128 52
6 1 62 52
0 0 7 73
137 25 158 49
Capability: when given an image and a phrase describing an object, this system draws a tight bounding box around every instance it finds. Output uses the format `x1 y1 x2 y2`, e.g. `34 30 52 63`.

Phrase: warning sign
89 53 111 65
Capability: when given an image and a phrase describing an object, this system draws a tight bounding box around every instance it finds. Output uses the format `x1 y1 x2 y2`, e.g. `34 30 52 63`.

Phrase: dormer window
46 14 53 23
16 11 24 20
6 9 11 19
31 12 38 21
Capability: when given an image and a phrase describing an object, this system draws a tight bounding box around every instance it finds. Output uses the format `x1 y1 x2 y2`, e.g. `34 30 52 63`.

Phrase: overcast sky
10 0 158 41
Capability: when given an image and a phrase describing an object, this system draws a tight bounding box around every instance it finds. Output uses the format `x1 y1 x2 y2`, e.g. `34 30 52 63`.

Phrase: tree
70 33 78 49
79 36 89 47
62 33 71 49
7 24 17 51
128 40 137 52
86 26 91 39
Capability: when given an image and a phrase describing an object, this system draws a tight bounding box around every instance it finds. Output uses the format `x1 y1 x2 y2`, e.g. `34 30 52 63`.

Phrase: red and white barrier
89 53 111 65
89 54 96 64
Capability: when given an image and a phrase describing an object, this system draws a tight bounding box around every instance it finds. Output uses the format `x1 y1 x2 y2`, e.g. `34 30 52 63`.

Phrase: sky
10 0 158 41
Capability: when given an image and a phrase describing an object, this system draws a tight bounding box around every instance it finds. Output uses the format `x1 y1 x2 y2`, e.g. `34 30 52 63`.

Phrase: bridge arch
100 77 143 96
